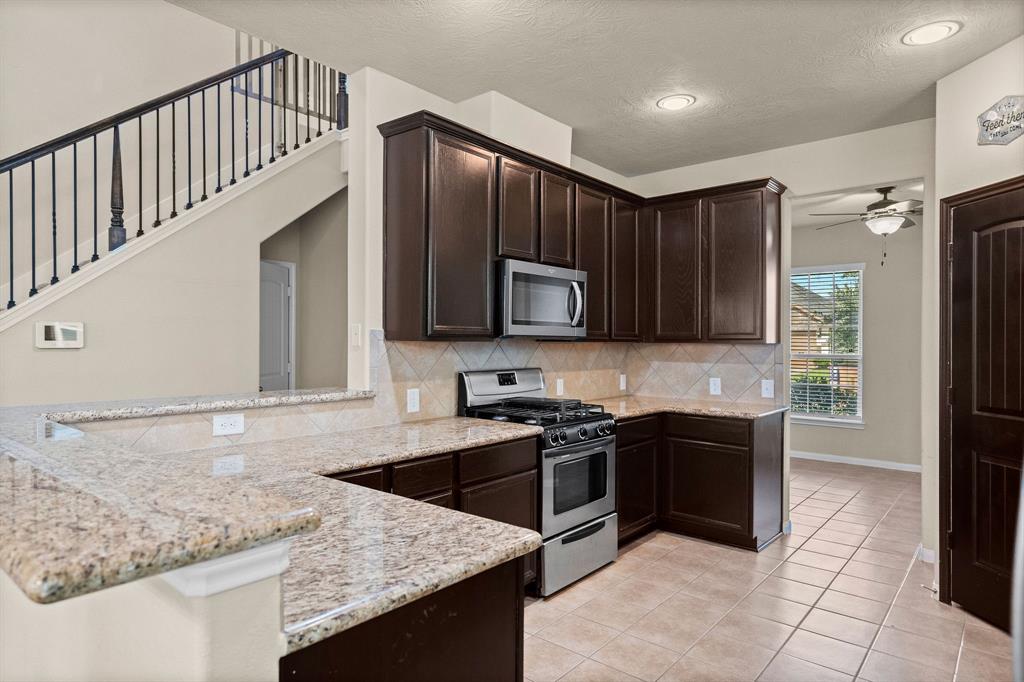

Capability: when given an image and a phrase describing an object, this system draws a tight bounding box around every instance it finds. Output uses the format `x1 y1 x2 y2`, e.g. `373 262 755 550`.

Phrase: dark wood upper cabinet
497 157 540 261
703 186 781 343
539 172 576 268
576 185 612 339
611 198 643 340
381 126 495 340
649 198 701 341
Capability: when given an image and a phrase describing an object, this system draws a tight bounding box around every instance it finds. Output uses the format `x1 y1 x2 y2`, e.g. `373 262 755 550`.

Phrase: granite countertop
0 388 542 654
596 395 789 421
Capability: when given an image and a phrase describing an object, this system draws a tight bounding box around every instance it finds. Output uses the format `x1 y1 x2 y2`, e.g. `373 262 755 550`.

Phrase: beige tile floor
524 458 1014 682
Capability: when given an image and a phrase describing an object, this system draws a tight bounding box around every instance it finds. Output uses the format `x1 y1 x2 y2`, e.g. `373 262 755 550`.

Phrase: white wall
925 35 1024 555
0 0 235 157
791 213 923 468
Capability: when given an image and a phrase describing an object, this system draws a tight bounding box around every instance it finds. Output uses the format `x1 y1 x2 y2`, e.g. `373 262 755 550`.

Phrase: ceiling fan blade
815 218 862 230
808 212 864 216
886 199 924 212
899 217 916 228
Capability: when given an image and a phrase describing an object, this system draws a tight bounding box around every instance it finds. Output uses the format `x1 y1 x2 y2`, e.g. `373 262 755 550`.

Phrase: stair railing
0 49 348 310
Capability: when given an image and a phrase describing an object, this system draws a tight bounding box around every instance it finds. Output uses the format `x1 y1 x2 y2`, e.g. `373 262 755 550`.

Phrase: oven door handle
561 519 606 545
544 440 614 460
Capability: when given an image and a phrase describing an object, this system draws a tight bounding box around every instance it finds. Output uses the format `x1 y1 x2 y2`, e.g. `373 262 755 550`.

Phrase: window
790 264 864 424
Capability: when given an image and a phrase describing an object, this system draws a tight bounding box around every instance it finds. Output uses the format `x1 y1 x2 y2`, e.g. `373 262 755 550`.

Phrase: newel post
108 125 126 251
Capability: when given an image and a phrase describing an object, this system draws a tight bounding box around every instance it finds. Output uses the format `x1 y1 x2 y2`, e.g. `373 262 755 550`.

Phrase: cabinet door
611 198 642 340
616 440 658 542
660 436 750 537
703 189 765 340
651 199 701 341
539 172 575 267
460 469 539 582
497 157 539 261
427 131 496 337
576 186 612 338
329 467 387 491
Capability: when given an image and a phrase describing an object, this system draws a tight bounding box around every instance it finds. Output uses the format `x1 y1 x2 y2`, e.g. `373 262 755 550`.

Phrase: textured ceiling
792 180 925 231
172 0 1023 175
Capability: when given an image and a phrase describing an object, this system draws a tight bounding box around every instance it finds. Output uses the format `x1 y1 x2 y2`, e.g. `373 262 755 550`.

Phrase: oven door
500 259 587 338
542 435 616 538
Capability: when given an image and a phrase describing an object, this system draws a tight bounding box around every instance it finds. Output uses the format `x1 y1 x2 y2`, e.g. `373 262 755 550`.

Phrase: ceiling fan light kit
865 215 905 236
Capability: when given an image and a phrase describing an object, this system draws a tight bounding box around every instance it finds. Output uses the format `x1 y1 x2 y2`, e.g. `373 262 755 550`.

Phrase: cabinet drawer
459 438 537 485
329 467 386 491
392 454 453 498
416 490 454 508
616 416 659 448
664 414 749 447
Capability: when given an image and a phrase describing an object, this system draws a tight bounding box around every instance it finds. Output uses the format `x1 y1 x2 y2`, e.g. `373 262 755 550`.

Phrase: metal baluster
29 159 36 296
269 62 276 164
92 135 99 261
328 68 334 132
72 143 79 272
109 125 126 251
50 152 59 284
305 58 311 144
201 88 208 201
338 73 348 129
7 172 14 308
185 96 194 209
154 108 162 226
316 64 323 137
293 55 300 150
170 101 178 218
281 56 288 157
244 70 251 178
256 64 263 171
137 115 144 237
230 79 237 185
216 83 223 193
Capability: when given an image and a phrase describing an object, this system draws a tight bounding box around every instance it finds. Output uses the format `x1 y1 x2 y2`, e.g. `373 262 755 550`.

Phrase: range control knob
548 432 559 447
557 430 568 445
595 423 606 436
578 426 589 440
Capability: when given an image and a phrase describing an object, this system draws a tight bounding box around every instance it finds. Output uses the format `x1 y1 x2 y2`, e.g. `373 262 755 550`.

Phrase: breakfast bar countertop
596 394 790 421
0 389 542 654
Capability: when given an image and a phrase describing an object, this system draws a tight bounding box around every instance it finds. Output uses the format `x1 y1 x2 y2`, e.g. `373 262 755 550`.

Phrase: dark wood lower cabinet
279 558 524 682
616 412 783 551
461 469 539 582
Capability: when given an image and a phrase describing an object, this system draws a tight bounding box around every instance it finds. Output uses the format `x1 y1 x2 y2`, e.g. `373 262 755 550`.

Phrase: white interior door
260 260 293 391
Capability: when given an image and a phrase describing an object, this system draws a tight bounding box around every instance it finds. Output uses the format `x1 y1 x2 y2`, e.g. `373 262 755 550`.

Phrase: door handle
561 519 605 544
570 281 583 327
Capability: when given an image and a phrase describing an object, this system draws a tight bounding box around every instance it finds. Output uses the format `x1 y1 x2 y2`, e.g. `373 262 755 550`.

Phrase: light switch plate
350 323 362 348
212 413 244 436
709 377 722 396
761 379 775 398
556 378 565 396
406 388 420 413
619 374 627 391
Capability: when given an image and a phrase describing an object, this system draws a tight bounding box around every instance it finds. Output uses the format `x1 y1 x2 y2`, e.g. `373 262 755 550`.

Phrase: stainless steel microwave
499 259 587 338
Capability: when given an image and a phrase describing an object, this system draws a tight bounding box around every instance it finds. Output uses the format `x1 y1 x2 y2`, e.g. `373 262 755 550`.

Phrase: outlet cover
619 374 627 391
406 388 420 413
212 413 244 436
555 378 565 396
709 377 722 396
761 379 775 398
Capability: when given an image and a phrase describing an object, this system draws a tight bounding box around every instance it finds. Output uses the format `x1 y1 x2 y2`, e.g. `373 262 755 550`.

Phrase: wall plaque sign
977 95 1024 145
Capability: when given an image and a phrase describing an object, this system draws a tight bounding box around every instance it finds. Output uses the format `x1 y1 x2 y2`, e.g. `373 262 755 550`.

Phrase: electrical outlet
212 413 244 436
350 323 362 348
709 377 722 396
556 378 565 396
619 374 627 391
406 388 420 413
761 379 775 399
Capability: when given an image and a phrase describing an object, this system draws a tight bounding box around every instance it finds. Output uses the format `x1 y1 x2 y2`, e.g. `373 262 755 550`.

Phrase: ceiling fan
811 186 924 235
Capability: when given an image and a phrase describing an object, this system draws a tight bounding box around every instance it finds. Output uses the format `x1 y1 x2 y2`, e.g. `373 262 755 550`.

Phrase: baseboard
916 544 936 563
783 519 793 535
790 449 922 473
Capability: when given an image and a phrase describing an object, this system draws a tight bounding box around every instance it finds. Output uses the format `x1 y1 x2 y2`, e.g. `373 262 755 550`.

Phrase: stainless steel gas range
458 367 617 596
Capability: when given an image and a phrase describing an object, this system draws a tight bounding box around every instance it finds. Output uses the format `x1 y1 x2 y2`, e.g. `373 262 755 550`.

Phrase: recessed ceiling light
656 94 696 111
902 21 961 46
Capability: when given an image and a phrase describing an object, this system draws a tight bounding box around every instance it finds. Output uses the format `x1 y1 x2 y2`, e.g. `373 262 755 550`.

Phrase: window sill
790 415 865 430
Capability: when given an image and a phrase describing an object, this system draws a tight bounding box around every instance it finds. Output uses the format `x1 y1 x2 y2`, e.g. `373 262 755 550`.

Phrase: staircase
0 48 347 313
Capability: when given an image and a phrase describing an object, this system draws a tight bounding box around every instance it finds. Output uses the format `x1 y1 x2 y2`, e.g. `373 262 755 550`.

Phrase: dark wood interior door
947 176 1024 632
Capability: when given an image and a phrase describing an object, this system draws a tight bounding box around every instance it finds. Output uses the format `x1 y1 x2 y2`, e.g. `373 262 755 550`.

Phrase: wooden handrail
0 49 289 174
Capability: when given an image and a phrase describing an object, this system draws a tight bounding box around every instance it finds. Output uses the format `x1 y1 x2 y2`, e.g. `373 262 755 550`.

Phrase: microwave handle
569 281 583 327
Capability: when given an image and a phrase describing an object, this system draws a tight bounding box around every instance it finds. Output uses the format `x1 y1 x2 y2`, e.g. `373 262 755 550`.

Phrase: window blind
790 265 864 421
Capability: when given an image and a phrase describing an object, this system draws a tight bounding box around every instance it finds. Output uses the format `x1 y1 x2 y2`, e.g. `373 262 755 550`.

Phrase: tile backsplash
76 329 782 453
